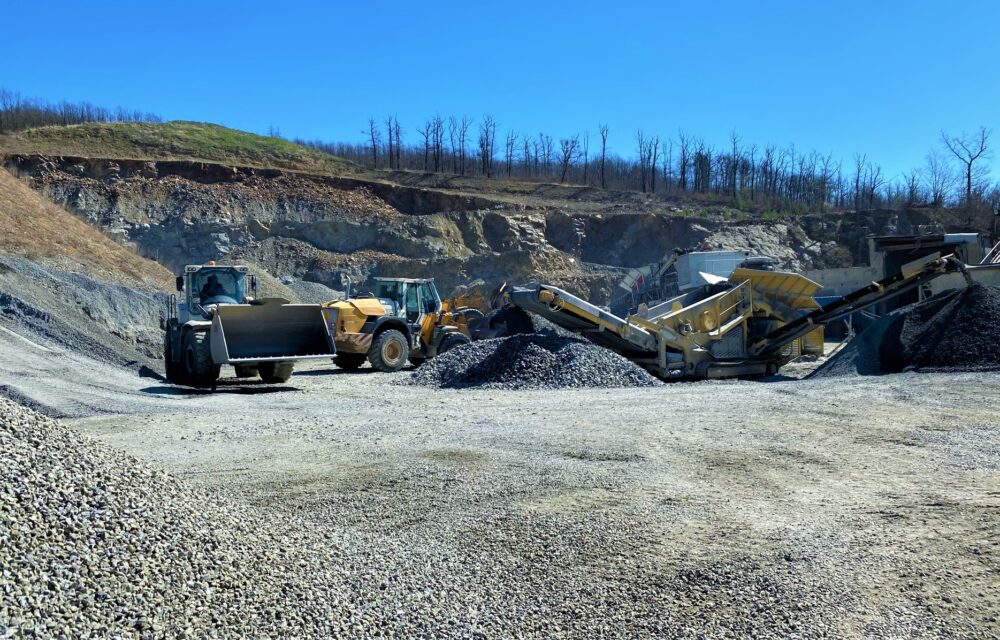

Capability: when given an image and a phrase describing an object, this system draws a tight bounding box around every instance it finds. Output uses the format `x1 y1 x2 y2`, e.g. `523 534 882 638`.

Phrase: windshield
373 281 402 303
191 269 244 305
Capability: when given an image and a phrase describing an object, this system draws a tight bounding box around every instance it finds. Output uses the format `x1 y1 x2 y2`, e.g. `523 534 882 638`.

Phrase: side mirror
175 276 184 292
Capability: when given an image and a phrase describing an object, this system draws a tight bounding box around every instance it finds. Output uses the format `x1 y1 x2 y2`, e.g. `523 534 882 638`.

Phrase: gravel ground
2 324 999 638
0 398 361 638
406 329 662 390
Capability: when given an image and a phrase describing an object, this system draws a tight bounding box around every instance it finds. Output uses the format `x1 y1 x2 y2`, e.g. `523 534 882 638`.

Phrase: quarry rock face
2 154 918 302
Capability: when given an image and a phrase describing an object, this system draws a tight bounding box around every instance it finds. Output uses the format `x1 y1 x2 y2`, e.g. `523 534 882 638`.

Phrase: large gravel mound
0 255 166 368
813 284 1000 377
406 329 663 390
891 283 1000 371
0 397 351 637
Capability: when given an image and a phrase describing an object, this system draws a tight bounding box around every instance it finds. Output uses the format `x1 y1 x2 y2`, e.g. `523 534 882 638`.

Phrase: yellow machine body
512 254 967 380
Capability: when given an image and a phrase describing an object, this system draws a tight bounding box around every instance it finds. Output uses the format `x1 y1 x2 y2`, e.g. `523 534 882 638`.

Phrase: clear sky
3 1 998 181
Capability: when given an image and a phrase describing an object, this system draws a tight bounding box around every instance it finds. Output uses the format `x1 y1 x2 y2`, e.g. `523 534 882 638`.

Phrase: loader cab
371 277 442 325
176 264 255 322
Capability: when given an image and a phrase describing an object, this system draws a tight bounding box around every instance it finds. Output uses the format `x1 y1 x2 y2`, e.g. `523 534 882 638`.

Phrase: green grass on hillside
0 121 352 174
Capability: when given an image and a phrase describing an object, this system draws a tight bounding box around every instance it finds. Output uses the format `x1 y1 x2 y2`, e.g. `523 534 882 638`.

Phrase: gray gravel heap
0 397 352 638
893 283 1000 372
406 329 663 390
0 255 166 369
814 284 1000 377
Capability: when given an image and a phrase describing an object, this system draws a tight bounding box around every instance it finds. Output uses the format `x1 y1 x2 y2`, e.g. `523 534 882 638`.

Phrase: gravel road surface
1 323 998 638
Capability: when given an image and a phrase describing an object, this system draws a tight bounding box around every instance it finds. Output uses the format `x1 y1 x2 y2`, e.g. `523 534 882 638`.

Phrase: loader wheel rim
384 340 403 361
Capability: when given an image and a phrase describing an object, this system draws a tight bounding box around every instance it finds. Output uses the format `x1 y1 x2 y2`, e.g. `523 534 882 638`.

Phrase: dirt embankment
0 166 175 372
0 167 170 290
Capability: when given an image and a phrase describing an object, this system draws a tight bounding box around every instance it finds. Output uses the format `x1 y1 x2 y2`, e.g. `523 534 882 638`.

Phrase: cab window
419 283 439 313
405 283 420 321
191 269 244 304
374 281 401 302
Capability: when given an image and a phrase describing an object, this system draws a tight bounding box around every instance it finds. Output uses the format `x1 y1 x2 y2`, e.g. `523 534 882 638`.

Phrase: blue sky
3 1 998 180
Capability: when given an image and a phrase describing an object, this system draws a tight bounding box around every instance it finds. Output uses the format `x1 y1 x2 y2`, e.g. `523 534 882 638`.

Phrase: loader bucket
210 300 335 364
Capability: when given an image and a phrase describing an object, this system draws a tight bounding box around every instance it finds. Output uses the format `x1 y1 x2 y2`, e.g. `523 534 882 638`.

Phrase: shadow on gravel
137 365 165 382
140 385 299 396
293 367 414 376
757 374 807 383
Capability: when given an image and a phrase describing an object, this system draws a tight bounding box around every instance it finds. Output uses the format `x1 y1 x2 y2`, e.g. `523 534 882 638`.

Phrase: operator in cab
200 274 228 299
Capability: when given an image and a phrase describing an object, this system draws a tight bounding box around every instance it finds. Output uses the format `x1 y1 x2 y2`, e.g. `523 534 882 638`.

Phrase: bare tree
650 137 660 193
558 135 580 183
924 150 953 207
598 124 609 188
447 117 458 173
367 117 380 168
942 127 992 205
384 115 395 169
432 115 445 172
521 135 532 177
729 130 740 197
901 168 923 205
865 163 886 209
677 130 691 192
540 134 554 176
636 130 647 192
478 115 497 177
504 130 517 176
853 153 867 211
582 131 590 185
458 116 471 175
418 120 433 171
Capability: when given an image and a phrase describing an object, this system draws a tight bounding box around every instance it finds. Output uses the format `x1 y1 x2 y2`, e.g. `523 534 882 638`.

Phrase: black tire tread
258 362 294 383
334 353 367 370
183 331 220 388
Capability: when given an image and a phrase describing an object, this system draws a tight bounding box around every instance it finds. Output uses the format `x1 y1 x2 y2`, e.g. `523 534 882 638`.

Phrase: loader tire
234 365 259 379
183 331 220 388
334 353 367 370
258 362 294 383
164 333 186 385
438 332 471 355
368 329 409 372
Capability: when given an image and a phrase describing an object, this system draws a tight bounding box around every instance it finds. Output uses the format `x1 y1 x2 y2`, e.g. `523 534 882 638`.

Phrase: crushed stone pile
406 329 663 390
0 255 166 368
0 397 353 637
813 284 1000 377
892 283 1000 371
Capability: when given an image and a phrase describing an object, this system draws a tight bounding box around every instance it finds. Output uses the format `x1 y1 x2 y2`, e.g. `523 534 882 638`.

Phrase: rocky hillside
0 154 859 303
0 167 182 370
2 126 981 306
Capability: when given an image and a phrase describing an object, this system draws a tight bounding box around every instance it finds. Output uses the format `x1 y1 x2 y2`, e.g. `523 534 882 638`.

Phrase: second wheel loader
322 277 531 372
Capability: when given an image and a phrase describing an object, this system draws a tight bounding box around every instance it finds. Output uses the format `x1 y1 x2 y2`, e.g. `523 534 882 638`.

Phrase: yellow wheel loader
322 277 530 372
162 263 335 388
